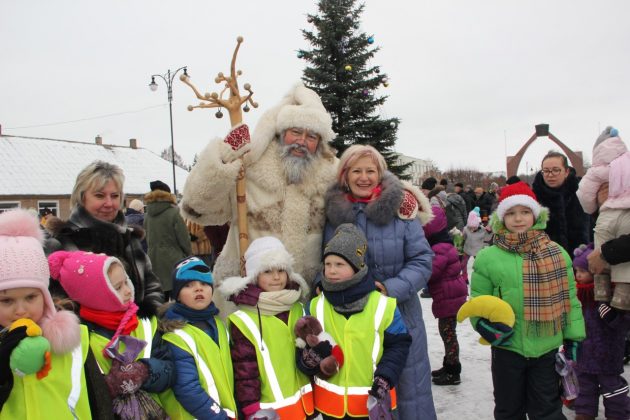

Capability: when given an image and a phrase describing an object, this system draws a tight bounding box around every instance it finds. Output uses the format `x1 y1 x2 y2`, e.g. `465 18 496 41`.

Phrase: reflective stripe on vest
140 317 153 358
173 329 237 419
67 341 83 418
312 292 397 417
231 306 313 418
232 310 284 401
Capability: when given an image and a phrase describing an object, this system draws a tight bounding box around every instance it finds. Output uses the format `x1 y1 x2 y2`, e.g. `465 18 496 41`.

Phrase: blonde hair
70 160 125 209
336 145 387 187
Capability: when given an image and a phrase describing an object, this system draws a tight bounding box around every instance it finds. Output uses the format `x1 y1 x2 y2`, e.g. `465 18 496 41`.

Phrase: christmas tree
298 0 410 178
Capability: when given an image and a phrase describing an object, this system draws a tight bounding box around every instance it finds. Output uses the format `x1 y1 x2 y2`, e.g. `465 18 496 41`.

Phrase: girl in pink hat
0 209 90 419
48 250 174 418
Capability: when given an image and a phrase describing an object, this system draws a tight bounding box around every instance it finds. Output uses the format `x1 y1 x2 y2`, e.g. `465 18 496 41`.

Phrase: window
38 201 59 217
0 202 20 213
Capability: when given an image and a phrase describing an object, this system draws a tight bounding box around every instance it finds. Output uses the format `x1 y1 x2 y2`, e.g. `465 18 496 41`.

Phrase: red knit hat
496 181 541 220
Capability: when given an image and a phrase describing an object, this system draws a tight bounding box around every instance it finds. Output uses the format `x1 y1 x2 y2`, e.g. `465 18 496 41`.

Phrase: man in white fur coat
180 83 338 306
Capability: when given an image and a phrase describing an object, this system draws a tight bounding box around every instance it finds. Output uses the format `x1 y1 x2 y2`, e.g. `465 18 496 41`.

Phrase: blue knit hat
171 256 213 300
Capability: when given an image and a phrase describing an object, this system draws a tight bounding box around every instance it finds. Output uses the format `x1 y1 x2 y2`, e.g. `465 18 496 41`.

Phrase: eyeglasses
541 168 563 176
288 128 320 143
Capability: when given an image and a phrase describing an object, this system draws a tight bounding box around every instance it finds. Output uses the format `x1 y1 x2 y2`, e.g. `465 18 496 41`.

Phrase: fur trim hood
218 244 310 301
144 189 177 205
46 211 145 241
325 172 433 226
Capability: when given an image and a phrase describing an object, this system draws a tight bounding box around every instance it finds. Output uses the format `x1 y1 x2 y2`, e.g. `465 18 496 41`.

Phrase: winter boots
611 283 630 311
431 358 447 378
432 362 461 386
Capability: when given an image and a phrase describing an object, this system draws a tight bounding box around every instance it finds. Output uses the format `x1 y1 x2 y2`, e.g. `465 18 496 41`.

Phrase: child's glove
300 341 332 369
475 318 514 346
367 376 393 420
104 359 149 397
248 408 279 420
598 303 618 325
369 375 391 401
562 340 579 361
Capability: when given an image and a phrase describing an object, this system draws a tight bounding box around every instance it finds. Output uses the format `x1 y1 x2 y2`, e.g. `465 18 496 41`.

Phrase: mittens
225 124 250 151
104 360 149 397
369 375 391 401
563 340 579 361
476 318 514 346
598 303 618 325
301 341 332 369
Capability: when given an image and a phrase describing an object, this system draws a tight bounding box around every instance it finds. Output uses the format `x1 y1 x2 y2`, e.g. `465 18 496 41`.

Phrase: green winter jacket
470 210 585 358
144 190 192 292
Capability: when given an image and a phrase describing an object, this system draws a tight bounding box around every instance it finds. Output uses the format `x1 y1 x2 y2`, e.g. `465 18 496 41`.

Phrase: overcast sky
2 0 630 177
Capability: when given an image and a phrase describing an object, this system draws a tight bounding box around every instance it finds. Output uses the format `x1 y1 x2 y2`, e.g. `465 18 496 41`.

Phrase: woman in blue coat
323 145 436 420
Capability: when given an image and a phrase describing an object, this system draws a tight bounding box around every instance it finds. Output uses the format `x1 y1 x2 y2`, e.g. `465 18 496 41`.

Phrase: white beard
279 143 317 184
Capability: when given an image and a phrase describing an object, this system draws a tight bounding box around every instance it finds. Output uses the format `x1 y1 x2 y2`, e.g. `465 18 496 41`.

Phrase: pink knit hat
48 251 134 312
0 209 81 354
467 210 481 229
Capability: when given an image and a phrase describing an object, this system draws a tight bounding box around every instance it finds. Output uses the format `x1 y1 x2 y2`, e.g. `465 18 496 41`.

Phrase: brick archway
506 124 584 178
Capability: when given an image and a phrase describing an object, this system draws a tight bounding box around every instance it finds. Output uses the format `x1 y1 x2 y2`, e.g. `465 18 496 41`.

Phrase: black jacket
532 168 591 253
602 233 630 265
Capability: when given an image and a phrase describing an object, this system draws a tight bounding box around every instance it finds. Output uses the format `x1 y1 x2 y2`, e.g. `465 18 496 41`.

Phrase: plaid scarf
494 230 571 336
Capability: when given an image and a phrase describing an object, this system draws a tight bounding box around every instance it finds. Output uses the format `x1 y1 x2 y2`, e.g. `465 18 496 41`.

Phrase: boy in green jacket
471 181 585 419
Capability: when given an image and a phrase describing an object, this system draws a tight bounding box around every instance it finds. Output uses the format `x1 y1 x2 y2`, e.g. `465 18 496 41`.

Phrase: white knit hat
218 236 309 300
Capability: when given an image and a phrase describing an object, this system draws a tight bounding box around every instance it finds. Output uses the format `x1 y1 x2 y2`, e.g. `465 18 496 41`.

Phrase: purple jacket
577 299 630 375
423 206 468 319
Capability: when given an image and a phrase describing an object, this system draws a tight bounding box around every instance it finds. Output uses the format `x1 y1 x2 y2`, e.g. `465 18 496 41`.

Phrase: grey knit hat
323 223 367 273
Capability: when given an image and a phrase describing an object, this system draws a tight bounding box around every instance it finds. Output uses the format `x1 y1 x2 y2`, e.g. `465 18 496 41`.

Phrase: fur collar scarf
325 171 432 226
47 206 144 240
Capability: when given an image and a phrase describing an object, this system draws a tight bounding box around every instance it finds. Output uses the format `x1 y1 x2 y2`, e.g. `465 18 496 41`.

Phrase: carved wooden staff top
180 36 258 276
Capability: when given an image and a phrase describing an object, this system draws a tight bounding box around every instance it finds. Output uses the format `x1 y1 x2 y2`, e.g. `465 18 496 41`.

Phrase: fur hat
323 224 367 273
573 243 594 272
274 83 335 144
467 210 481 229
171 256 213 301
0 209 80 354
496 181 541 221
421 177 438 191
218 236 310 300
128 199 144 212
48 251 133 312
149 180 171 193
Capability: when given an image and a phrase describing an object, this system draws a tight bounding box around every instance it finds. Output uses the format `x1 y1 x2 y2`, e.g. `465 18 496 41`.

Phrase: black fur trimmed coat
532 169 591 253
45 206 164 318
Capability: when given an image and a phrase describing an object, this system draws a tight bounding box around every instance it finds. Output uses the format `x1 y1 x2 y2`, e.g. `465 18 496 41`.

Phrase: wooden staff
180 36 258 276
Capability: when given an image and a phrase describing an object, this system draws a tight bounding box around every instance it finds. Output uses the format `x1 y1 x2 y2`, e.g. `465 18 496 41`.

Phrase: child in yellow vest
305 223 412 420
161 256 237 419
219 237 314 420
0 209 91 419
47 249 174 418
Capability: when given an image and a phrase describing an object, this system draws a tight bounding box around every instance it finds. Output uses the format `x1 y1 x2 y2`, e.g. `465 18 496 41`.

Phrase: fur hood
144 189 177 205
325 172 433 226
218 245 310 301
46 212 145 241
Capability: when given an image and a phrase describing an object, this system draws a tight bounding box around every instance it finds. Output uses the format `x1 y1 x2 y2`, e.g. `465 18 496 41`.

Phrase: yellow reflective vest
309 291 398 418
0 325 91 420
228 303 314 420
162 318 237 420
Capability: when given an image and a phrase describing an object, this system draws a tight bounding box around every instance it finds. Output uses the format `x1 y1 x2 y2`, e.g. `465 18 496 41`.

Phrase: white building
0 132 189 219
395 153 436 185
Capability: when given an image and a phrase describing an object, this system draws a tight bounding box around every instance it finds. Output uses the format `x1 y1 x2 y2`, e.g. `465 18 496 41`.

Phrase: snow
423 285 629 419
0 135 189 195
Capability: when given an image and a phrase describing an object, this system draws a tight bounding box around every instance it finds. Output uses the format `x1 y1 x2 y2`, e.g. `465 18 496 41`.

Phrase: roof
0 135 189 196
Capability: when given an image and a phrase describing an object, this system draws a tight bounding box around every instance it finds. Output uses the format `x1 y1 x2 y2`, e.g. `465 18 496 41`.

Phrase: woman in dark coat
323 145 436 420
45 160 164 318
532 151 591 253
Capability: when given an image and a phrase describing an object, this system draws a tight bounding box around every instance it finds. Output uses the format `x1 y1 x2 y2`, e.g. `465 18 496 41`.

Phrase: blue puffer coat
324 172 437 420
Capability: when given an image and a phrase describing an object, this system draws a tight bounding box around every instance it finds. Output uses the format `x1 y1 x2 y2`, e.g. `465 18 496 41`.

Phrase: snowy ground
422 281 630 419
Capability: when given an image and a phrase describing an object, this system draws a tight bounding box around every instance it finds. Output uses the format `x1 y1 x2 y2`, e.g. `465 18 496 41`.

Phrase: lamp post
149 66 188 196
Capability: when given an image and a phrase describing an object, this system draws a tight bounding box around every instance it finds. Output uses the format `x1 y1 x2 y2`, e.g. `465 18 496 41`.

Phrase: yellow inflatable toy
457 295 515 345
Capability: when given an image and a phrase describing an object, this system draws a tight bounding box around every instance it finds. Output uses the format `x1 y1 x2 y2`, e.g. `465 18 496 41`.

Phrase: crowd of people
0 83 629 420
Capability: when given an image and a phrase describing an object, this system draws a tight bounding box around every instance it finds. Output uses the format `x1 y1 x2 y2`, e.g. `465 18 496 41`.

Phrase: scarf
321 267 374 314
80 302 139 355
240 289 301 316
494 230 571 336
165 302 220 343
346 184 383 203
576 282 594 309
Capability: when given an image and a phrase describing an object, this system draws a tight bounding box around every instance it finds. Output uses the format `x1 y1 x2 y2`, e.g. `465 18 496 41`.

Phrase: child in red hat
470 181 586 419
48 250 174 417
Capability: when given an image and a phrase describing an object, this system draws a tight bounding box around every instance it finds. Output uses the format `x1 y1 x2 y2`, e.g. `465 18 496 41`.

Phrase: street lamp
149 66 188 196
